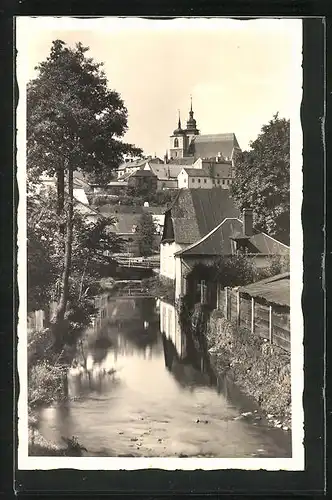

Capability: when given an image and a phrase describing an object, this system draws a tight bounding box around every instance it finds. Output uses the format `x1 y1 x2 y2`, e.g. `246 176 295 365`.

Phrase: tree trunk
57 168 65 237
53 165 74 350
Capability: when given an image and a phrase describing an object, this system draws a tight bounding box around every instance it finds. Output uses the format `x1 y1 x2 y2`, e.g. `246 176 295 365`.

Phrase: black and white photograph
16 16 303 471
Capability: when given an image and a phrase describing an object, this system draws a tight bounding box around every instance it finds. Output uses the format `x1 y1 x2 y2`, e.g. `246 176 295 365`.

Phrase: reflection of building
159 299 186 359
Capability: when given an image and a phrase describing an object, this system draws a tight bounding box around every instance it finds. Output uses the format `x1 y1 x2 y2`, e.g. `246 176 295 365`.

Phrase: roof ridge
175 217 239 256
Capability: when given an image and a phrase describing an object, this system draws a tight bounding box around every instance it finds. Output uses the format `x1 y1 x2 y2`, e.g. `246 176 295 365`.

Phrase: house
99 204 165 256
160 189 289 299
194 157 234 188
117 156 163 179
145 163 181 190
177 168 213 189
160 188 240 287
127 168 158 192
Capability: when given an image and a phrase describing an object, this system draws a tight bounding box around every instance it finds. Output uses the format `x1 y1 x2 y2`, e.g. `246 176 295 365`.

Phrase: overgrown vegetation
206 314 291 428
88 188 178 208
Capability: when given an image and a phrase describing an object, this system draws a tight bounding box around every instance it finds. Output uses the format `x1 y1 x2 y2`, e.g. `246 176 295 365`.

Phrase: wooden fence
215 285 290 352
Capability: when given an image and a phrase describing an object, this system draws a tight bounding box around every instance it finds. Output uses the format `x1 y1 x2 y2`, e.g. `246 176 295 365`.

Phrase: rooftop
238 273 290 307
162 188 240 245
182 168 210 177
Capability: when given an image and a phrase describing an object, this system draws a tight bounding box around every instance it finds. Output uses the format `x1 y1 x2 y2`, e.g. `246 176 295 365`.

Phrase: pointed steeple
173 109 185 135
186 95 199 133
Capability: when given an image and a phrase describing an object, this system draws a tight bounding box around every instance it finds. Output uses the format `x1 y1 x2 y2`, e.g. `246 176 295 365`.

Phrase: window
192 178 195 183
174 138 179 148
217 180 220 184
222 179 225 185
198 178 201 183
204 179 207 183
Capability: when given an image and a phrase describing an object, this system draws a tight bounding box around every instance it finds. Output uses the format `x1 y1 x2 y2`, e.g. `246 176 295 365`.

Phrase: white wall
188 176 213 189
177 170 189 189
160 241 183 280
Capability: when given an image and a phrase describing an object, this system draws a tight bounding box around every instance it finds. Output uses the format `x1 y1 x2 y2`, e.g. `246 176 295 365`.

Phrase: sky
17 17 302 159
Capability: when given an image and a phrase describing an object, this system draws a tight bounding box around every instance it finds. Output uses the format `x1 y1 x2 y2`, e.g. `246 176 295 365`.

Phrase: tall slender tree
27 40 142 347
231 114 290 244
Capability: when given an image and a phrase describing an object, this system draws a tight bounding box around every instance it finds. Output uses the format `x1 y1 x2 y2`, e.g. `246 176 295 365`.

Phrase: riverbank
205 310 291 430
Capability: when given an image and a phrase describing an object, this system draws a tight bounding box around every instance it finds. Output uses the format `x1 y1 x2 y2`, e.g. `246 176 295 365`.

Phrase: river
36 295 292 458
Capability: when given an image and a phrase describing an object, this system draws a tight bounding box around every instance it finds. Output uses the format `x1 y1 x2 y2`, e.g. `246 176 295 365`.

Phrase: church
168 98 241 164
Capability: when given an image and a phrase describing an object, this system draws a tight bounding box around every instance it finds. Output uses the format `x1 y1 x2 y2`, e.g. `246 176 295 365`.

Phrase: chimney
243 208 253 236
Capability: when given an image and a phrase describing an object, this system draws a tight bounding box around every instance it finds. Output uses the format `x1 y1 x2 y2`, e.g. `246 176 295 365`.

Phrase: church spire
173 109 185 135
186 95 199 133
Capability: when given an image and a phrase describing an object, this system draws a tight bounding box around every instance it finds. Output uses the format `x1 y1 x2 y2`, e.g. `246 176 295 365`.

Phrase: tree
27 40 141 347
231 114 290 244
136 213 156 256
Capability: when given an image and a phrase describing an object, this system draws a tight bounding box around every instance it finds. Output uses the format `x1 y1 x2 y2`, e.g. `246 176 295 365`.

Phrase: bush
28 360 65 408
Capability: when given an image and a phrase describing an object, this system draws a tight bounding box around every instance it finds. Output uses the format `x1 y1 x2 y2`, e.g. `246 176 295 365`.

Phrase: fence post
236 290 240 328
251 297 255 334
225 287 228 319
269 305 273 344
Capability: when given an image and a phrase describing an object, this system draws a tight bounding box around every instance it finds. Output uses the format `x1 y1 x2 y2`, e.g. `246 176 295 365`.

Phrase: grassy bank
205 311 291 429
27 327 88 456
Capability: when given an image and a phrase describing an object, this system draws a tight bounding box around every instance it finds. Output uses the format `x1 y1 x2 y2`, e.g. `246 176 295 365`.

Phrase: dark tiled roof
149 164 182 180
118 157 149 170
239 273 290 307
168 157 195 166
131 169 157 178
176 218 243 256
249 233 289 255
192 133 240 160
163 188 240 245
183 168 210 177
176 217 289 257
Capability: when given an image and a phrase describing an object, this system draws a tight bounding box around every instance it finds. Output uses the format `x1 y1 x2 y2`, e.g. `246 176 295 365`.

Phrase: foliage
27 39 141 186
231 114 290 244
187 255 259 291
27 189 121 350
90 189 178 208
135 213 157 257
28 360 65 408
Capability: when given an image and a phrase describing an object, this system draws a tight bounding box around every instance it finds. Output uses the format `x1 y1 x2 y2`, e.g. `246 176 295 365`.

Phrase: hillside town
25 35 292 460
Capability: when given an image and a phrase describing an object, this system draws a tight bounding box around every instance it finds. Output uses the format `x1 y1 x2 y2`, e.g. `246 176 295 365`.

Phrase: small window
217 173 219 177
198 178 201 183
222 179 225 184
192 178 195 183
204 179 207 183
218 180 220 184
174 138 179 148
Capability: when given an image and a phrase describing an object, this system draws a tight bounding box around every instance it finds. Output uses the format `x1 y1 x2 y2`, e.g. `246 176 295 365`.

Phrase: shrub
28 360 65 408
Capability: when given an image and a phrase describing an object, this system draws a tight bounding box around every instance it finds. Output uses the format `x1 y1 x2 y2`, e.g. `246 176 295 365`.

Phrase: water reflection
36 295 291 458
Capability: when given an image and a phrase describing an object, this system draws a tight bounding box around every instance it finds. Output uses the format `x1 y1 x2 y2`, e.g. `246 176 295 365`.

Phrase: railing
116 256 160 269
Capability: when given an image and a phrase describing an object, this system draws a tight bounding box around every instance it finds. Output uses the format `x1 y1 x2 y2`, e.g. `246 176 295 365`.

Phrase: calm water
37 295 292 458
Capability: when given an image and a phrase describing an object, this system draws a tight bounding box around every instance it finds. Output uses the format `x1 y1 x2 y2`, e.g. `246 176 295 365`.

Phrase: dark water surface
37 296 292 458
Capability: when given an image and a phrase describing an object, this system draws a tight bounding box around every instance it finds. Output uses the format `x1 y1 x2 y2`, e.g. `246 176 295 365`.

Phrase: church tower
185 96 200 150
169 111 187 159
